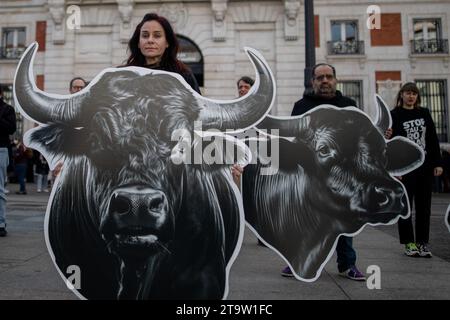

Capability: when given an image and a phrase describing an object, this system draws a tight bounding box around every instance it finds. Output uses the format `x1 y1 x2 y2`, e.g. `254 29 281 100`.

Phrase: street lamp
304 0 316 92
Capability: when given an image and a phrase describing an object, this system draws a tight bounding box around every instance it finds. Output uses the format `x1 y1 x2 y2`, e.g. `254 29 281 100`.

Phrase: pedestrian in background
0 86 17 236
13 140 31 195
237 76 254 98
35 152 49 192
391 82 443 258
69 77 87 94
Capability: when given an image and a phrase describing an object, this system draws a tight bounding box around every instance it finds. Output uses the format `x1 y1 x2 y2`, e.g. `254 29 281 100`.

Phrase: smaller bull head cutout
14 43 276 299
242 98 425 281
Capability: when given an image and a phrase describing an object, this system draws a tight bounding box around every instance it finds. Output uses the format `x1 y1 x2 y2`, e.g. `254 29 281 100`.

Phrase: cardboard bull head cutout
242 98 425 282
14 43 275 299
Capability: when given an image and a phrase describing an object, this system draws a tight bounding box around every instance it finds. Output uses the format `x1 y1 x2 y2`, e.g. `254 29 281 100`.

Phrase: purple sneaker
281 266 294 277
340 266 366 281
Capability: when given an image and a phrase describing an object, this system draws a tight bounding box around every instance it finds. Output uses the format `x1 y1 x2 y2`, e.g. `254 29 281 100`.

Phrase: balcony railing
327 40 365 55
411 39 449 54
0 46 26 59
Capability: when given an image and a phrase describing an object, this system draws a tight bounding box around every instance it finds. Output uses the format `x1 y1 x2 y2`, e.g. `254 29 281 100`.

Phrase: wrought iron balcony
411 39 449 54
327 40 365 55
0 46 26 59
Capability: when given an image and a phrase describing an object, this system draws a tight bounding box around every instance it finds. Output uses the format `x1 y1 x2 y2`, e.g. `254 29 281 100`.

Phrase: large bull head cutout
14 42 275 299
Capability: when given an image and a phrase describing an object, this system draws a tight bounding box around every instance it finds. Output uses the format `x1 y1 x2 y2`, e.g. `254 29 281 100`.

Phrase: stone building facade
0 0 449 141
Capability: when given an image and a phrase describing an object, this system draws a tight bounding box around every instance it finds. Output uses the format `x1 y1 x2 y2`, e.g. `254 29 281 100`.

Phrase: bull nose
106 187 169 232
369 184 405 212
148 193 166 215
109 192 167 217
111 195 132 215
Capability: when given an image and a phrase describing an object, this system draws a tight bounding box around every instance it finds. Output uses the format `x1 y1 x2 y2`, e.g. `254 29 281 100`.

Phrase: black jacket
143 65 201 94
291 90 357 116
0 97 16 148
391 106 442 169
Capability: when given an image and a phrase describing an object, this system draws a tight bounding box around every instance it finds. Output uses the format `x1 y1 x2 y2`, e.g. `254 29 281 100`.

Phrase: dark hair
69 77 87 90
0 85 3 96
237 76 254 88
125 13 188 74
311 63 336 79
395 82 421 109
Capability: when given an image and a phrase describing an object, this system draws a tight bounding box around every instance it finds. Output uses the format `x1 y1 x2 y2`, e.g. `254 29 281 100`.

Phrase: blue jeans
0 148 9 227
336 235 357 272
36 174 48 191
15 163 27 192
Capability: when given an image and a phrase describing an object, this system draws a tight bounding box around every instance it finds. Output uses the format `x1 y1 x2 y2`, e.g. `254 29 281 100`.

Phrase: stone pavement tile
357 256 450 274
330 225 450 300
0 289 77 300
0 232 47 262
330 269 450 300
0 250 68 293
0 260 24 272
228 227 348 300
228 272 348 300
345 287 450 300
0 289 25 300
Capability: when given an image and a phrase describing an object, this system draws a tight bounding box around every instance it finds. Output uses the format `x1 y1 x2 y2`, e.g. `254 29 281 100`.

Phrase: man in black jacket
282 63 366 281
0 86 17 237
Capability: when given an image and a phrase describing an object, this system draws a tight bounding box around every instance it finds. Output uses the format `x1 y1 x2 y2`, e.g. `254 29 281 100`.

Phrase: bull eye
317 145 331 158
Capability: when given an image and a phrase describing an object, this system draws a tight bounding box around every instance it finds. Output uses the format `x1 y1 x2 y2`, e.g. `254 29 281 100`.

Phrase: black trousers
398 166 433 245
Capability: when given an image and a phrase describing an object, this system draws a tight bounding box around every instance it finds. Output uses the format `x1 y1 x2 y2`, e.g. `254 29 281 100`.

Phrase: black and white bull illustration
13 43 275 299
242 100 424 281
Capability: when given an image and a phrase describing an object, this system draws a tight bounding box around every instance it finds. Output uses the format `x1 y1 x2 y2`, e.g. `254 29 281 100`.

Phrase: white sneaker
417 244 432 258
37 189 42 193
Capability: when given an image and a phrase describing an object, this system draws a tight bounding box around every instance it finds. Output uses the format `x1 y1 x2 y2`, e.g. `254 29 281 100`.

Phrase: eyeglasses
313 74 335 81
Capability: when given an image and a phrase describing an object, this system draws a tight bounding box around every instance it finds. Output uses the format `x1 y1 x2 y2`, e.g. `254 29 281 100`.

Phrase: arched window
177 36 204 87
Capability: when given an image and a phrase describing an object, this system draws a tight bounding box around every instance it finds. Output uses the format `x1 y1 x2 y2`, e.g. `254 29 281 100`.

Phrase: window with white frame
412 19 448 54
329 20 362 55
1 27 26 59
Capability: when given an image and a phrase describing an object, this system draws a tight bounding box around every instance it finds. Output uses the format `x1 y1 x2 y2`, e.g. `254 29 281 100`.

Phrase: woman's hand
53 162 63 177
384 128 393 139
231 164 243 179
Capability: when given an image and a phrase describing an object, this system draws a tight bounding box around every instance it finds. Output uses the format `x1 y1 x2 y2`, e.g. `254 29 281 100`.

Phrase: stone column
117 0 134 44
211 0 228 42
48 0 66 44
284 0 301 41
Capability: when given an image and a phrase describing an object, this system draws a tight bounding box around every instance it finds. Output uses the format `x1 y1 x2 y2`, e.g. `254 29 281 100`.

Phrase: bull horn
14 42 86 125
373 94 392 134
198 48 275 132
255 115 310 138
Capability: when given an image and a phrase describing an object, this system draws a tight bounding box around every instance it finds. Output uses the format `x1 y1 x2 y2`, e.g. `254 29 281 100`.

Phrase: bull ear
250 137 316 174
27 125 89 165
386 136 425 176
